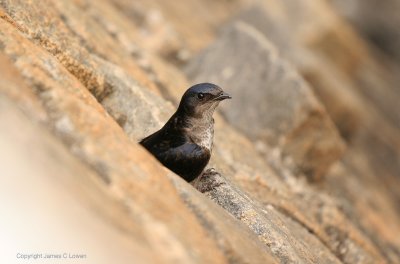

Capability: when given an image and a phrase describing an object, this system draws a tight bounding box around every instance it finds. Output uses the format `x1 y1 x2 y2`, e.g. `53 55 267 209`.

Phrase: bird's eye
197 93 204 99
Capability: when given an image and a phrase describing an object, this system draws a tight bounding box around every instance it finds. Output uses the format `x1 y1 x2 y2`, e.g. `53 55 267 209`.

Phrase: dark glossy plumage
140 83 231 182
140 114 211 181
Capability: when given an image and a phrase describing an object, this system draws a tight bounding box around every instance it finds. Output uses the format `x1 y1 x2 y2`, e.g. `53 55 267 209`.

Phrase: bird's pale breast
187 118 214 151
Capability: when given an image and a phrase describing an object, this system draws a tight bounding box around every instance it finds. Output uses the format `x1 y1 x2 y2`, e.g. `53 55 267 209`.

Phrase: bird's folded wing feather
158 143 210 165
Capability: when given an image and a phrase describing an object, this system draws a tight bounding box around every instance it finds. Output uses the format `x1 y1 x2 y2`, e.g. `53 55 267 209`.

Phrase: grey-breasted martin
140 83 231 182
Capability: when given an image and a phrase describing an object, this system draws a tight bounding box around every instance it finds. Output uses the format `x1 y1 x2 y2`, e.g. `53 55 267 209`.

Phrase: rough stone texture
210 127 389 264
236 0 400 136
323 160 400 263
1 0 400 263
0 0 160 97
143 32 392 264
0 22 227 264
109 0 248 62
194 169 341 264
172 176 278 264
221 1 400 262
0 4 278 263
186 22 345 181
0 95 172 264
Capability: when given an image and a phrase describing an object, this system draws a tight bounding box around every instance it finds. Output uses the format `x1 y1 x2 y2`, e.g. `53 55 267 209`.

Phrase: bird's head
177 83 231 118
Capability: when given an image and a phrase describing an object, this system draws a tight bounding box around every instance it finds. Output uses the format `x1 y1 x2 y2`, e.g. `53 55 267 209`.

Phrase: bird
140 83 231 182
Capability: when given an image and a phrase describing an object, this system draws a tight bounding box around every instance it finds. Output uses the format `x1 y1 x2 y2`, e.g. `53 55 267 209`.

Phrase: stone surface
210 128 388 264
186 22 345 181
235 0 400 137
0 22 227 264
0 8 279 263
109 0 247 60
0 0 160 97
233 0 400 212
1 0 400 263
223 1 400 261
194 169 341 264
323 160 400 263
172 176 278 264
0 95 170 264
141 33 390 264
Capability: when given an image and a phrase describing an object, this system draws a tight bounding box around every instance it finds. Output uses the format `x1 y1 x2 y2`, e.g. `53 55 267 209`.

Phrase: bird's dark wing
156 143 211 182
140 114 184 150
140 128 185 154
140 129 166 150
140 114 210 181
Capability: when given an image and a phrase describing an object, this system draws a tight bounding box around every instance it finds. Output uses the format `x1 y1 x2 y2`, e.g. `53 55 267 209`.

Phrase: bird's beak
214 92 232 101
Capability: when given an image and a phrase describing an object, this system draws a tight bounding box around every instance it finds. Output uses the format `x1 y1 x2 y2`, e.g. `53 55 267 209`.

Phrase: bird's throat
184 115 214 150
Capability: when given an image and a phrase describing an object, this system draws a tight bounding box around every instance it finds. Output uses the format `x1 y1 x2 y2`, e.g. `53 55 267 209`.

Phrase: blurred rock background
0 0 399 263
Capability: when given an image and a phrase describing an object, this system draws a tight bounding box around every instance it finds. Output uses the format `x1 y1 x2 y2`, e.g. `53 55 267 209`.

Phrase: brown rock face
0 21 228 264
1 0 400 263
0 95 173 264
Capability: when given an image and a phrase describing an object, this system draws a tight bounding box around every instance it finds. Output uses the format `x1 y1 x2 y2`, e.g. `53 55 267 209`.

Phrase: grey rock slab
186 21 345 180
171 176 279 264
193 169 342 264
